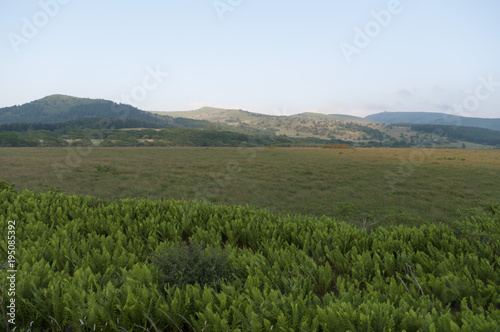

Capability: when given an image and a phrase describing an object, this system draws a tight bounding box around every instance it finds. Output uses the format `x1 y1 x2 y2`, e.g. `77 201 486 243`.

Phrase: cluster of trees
97 130 349 148
0 117 167 132
0 116 214 133
289 120 384 141
0 131 40 147
410 124 500 147
0 124 349 147
339 122 385 141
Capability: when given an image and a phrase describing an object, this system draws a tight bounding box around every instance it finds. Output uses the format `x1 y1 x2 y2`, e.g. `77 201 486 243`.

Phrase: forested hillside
0 95 172 125
366 112 500 132
410 124 500 147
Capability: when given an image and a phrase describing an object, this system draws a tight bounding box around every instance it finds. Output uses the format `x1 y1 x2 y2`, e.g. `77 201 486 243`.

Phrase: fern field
1 185 499 331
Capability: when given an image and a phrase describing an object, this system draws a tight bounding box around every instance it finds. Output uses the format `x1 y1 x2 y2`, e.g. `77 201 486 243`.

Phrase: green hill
160 109 373 124
159 107 272 122
0 94 172 125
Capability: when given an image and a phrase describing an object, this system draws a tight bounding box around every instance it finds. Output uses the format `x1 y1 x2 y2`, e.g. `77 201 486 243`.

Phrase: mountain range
1 95 499 148
2 95 498 131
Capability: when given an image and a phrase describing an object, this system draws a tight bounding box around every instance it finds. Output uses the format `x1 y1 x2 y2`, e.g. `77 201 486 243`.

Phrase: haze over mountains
1 95 500 150
1 95 499 132
0 95 500 148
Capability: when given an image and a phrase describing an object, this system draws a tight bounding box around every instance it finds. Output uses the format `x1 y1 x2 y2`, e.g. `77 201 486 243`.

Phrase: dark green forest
410 124 500 147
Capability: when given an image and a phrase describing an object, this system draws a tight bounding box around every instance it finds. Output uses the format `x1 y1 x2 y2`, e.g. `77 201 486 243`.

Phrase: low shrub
95 164 116 173
151 241 234 289
336 202 360 219
0 180 14 191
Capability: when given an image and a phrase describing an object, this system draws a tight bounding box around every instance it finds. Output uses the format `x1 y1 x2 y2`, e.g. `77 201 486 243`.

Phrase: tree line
410 124 500 147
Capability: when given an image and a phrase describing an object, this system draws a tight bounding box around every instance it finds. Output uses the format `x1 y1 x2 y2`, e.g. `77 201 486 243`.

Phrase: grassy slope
1 147 499 227
158 107 256 119
157 108 388 141
159 108 372 123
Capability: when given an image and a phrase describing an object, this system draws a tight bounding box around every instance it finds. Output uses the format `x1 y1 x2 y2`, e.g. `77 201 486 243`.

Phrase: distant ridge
160 108 374 124
330 114 372 122
293 112 373 123
365 111 500 131
159 107 270 121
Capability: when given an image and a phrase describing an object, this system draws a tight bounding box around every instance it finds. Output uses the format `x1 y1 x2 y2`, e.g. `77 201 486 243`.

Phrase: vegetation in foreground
1 185 499 331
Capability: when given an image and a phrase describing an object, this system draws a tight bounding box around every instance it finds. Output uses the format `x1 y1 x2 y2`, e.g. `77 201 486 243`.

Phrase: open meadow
1 147 500 330
1 147 499 227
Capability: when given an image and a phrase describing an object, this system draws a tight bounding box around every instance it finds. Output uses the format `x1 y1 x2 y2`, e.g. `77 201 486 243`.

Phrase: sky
1 0 500 118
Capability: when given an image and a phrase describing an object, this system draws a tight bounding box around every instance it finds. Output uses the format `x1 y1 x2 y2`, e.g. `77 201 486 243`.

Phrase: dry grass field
1 147 499 227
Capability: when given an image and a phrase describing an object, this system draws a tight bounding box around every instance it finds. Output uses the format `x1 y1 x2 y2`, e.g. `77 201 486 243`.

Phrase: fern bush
1 187 499 331
0 179 14 191
152 241 234 289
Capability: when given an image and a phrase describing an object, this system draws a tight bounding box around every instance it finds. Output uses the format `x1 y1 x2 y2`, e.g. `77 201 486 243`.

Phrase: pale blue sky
1 0 499 117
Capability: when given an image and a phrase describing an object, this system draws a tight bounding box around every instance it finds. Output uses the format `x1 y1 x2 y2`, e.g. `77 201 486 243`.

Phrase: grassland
1 147 500 330
1 147 499 227
158 108 386 140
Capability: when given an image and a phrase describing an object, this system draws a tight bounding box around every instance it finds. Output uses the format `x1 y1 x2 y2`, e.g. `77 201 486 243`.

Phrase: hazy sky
1 0 500 117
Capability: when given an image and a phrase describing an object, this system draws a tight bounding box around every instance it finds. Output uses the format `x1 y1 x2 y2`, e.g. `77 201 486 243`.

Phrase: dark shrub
152 241 233 289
